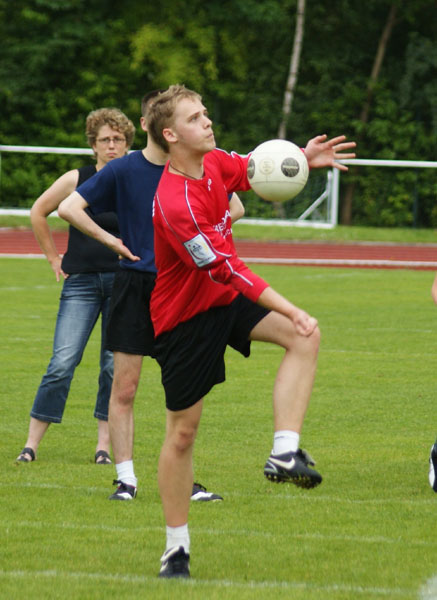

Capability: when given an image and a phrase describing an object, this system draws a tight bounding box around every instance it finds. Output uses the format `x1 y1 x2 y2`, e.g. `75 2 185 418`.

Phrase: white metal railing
0 145 95 220
2 147 436 229
0 144 94 155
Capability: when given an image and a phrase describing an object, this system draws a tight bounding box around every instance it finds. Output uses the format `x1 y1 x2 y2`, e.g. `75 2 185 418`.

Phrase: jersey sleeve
76 163 117 214
209 149 252 194
155 185 268 303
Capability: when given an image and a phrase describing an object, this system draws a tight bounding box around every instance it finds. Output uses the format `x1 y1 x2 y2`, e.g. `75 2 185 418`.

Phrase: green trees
1 0 436 226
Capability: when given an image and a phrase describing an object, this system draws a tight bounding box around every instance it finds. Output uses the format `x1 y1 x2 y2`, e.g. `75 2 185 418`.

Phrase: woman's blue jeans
30 272 115 423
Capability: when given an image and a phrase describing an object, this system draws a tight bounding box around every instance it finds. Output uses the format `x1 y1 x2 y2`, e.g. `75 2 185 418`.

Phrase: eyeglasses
96 136 126 145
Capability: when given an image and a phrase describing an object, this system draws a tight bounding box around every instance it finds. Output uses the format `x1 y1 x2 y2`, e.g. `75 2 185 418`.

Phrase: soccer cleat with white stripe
159 546 190 578
429 441 437 492
191 482 223 502
264 448 322 489
108 479 137 500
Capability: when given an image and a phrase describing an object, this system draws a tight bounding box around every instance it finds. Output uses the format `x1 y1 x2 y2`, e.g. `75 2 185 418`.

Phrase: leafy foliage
0 0 436 225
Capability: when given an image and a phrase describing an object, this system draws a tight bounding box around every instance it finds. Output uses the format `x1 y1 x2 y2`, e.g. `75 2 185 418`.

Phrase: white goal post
241 158 437 229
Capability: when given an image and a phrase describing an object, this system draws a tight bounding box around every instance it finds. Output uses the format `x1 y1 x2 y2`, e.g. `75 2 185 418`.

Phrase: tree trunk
275 0 306 217
341 3 398 225
278 0 306 140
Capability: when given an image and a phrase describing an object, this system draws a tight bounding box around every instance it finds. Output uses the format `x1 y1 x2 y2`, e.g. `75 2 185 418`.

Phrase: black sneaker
429 441 437 492
108 479 137 500
191 482 223 502
264 448 322 489
159 546 190 578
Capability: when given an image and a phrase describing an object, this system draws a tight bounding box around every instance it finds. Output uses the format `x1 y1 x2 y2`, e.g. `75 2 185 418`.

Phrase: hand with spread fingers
303 134 356 171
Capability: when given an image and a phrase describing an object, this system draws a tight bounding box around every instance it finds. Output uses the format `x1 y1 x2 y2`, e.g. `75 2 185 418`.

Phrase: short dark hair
140 89 166 120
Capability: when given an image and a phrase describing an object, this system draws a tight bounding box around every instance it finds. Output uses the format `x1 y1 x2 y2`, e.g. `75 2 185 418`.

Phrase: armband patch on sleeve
184 234 216 267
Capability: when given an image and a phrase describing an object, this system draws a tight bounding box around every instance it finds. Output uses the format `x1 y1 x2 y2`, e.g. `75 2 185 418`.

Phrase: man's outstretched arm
58 192 140 262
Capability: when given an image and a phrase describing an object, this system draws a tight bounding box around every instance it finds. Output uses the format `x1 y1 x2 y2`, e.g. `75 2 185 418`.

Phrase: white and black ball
247 139 309 202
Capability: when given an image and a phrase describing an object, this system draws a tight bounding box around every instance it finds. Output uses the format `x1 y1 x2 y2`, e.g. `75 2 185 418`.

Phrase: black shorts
105 269 156 356
153 294 270 412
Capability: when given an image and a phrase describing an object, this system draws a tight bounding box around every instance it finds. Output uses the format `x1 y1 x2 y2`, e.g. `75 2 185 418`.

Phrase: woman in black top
16 107 135 464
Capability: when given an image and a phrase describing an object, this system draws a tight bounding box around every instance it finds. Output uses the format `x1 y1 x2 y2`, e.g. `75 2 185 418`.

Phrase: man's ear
139 116 147 133
163 127 178 145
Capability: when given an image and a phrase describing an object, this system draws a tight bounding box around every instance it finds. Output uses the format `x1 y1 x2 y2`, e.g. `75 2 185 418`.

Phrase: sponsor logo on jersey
213 209 232 239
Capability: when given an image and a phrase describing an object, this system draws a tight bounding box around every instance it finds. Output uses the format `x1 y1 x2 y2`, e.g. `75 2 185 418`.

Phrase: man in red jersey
146 84 356 578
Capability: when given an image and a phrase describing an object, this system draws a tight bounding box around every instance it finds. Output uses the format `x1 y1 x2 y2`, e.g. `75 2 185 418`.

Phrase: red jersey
151 148 269 336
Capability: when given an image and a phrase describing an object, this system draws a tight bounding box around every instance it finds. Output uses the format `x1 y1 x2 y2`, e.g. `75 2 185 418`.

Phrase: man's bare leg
250 310 320 431
158 399 203 527
108 351 143 499
250 310 322 487
157 400 203 577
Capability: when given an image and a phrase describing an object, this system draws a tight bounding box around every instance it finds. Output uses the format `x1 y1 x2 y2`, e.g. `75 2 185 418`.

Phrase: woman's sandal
95 450 112 465
16 447 36 462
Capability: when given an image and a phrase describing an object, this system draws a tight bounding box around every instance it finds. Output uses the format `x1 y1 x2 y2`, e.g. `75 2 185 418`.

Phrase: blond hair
147 84 202 152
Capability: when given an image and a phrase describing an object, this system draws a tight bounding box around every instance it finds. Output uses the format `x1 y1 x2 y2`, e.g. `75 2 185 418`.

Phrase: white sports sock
115 460 137 487
166 524 190 554
272 430 300 455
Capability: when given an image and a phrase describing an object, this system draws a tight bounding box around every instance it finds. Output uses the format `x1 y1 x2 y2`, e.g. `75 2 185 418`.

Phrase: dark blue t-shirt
77 150 164 273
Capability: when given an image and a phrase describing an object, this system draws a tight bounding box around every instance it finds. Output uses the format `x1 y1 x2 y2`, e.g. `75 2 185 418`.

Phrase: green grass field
2 257 437 599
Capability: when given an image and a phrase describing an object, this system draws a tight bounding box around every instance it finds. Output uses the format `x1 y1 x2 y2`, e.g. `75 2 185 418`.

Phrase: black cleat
159 546 190 579
429 441 437 492
108 479 137 500
264 448 322 489
191 482 223 502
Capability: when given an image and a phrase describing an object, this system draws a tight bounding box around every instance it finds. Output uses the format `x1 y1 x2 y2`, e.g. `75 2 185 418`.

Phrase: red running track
1 228 437 270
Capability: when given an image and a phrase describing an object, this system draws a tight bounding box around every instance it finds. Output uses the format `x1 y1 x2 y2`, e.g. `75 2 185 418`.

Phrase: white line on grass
268 492 437 506
5 520 437 549
0 568 414 597
0 253 45 259
6 481 106 491
2 252 437 271
0 284 56 292
324 348 437 357
5 481 437 506
419 575 437 599
240 257 437 269
322 326 434 334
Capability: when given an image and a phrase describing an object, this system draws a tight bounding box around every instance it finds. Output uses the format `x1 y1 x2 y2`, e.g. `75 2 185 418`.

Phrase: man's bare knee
169 422 198 453
111 376 138 407
112 353 142 407
289 324 321 357
175 431 196 453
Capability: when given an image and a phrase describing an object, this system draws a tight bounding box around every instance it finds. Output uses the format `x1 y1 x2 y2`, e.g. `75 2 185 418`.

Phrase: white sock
115 460 137 487
272 430 300 455
166 524 190 554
